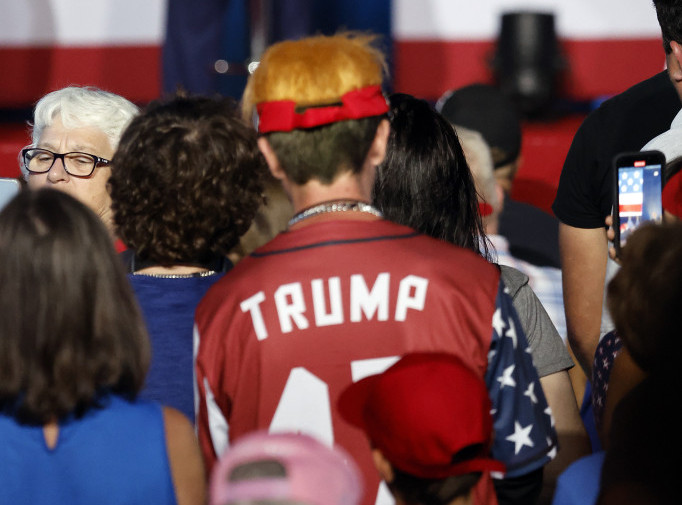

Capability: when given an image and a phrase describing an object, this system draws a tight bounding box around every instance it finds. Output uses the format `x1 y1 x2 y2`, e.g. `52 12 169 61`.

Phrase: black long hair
373 93 490 259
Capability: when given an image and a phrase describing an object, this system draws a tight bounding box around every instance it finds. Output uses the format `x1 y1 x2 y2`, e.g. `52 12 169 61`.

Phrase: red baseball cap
338 352 505 479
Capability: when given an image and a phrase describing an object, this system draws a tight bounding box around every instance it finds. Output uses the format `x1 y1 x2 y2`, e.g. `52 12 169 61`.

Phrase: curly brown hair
109 95 267 266
607 222 682 377
0 189 149 424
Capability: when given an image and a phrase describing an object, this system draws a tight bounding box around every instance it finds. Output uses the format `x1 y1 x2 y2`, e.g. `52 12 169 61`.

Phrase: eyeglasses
21 148 110 178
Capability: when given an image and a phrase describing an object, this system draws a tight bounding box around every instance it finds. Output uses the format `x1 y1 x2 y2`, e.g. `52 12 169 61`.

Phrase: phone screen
0 178 20 213
616 158 663 249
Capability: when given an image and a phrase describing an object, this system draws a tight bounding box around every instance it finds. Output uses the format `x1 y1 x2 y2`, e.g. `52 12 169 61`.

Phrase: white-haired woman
20 86 138 249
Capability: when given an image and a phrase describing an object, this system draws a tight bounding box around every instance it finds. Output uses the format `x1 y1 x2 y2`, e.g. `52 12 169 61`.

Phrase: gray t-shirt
500 265 574 377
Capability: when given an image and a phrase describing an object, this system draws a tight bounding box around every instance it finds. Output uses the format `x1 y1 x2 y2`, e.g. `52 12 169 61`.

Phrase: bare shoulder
163 407 207 505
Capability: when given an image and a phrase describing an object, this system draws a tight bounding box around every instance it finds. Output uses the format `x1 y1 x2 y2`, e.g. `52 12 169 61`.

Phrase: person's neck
284 173 380 229
134 265 214 275
287 172 373 213
392 490 473 505
484 216 499 236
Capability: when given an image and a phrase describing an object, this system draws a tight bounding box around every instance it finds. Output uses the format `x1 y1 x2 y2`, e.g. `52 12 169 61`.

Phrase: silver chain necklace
288 200 383 227
132 270 218 279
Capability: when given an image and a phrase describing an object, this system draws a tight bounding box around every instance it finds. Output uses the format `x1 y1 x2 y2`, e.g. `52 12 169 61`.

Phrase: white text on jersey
240 273 429 340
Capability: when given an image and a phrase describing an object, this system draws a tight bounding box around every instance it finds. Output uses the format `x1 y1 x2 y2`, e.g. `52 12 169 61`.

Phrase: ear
365 119 391 167
257 137 286 181
371 449 395 484
669 41 682 83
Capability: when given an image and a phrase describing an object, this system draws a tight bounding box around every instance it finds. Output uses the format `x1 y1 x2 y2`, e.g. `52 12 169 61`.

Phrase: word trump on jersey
194 220 557 505
240 272 429 340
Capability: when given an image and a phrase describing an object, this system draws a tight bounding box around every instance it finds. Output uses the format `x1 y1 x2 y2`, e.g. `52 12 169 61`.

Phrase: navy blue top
130 273 224 423
0 395 176 505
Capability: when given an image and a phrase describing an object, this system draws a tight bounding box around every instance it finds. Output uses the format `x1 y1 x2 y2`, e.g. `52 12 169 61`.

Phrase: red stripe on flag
620 204 643 214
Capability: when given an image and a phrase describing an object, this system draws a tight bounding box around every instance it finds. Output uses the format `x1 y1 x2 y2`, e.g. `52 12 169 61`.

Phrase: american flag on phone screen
619 168 643 217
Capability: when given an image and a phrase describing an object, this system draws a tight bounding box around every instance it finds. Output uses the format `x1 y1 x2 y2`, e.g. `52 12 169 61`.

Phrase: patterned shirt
489 234 567 342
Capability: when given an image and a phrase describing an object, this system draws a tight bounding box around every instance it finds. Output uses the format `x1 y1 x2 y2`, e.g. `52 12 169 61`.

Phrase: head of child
241 33 390 187
338 353 505 505
209 431 362 505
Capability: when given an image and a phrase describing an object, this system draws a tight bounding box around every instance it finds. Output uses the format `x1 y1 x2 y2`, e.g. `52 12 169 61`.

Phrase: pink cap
338 352 505 479
210 431 363 505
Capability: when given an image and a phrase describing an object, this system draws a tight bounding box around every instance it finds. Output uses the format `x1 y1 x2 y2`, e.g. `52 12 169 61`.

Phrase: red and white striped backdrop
393 0 665 101
0 0 665 105
0 0 166 106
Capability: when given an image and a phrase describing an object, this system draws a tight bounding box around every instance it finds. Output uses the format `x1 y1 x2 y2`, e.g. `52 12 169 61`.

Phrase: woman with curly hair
0 189 205 505
108 94 266 423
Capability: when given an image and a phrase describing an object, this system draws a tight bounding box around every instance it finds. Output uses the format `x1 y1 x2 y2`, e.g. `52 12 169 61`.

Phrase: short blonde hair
242 32 386 123
455 125 499 212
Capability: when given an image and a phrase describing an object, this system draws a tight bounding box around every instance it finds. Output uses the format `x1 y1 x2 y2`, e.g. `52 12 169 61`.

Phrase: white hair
30 86 139 149
454 124 499 211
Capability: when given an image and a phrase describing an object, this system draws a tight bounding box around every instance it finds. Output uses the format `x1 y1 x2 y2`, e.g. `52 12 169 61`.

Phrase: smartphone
612 150 666 255
0 178 20 212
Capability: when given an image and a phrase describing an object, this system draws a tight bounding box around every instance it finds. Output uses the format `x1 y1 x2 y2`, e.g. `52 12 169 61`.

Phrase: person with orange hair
194 33 557 505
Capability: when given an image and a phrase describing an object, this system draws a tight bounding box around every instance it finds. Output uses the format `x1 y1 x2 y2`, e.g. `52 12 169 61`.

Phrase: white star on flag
545 406 555 427
506 318 517 348
524 382 538 404
492 308 506 337
506 421 535 454
497 364 516 388
547 440 557 460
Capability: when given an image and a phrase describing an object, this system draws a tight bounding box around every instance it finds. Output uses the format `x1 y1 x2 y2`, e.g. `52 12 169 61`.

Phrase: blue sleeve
486 280 558 478
551 452 605 505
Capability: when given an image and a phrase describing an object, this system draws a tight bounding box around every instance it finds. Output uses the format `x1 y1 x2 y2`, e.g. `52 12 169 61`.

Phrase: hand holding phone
612 150 665 256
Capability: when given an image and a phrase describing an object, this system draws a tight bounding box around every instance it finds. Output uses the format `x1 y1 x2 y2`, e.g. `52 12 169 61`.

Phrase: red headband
256 85 389 133
663 169 682 219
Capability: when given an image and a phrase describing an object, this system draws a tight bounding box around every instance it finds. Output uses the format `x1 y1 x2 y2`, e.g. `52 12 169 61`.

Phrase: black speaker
491 11 566 118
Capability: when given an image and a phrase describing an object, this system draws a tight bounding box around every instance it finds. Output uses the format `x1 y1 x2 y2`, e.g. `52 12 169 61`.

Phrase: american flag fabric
591 330 623 433
486 281 558 478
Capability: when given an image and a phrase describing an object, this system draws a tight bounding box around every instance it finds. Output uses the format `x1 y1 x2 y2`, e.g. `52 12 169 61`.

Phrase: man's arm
538 370 591 503
559 223 608 377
